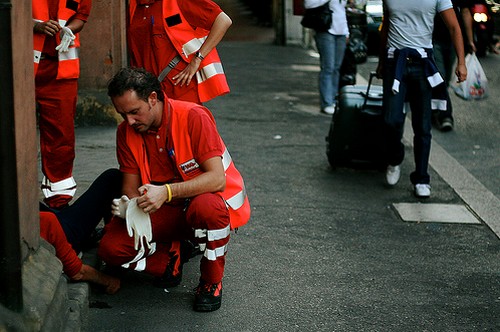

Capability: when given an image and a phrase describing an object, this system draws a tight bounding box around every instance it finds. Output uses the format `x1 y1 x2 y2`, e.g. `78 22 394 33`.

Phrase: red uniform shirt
128 0 222 78
117 101 223 184
39 211 82 278
42 0 92 56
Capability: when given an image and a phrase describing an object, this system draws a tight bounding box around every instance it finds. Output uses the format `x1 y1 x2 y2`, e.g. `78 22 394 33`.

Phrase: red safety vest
33 0 81 79
129 0 230 102
123 97 250 229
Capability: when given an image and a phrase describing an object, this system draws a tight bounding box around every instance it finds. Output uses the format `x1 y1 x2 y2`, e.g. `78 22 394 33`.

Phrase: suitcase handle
361 71 382 109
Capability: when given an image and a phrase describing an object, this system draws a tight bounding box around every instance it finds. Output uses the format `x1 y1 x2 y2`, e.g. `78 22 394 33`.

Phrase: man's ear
148 91 158 107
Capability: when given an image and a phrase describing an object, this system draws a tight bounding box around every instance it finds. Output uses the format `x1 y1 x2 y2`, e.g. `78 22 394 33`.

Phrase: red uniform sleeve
116 123 141 175
39 212 82 278
179 0 223 30
72 0 92 22
187 106 224 165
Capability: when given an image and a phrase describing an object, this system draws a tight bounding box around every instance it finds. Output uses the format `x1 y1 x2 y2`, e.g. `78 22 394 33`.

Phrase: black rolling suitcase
325 72 386 168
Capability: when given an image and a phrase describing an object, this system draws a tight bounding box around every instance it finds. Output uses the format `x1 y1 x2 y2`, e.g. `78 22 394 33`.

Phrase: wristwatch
195 51 205 60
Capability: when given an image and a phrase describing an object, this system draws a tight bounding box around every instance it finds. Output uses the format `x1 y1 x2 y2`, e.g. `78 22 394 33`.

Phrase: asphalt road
79 42 500 332
78 2 500 329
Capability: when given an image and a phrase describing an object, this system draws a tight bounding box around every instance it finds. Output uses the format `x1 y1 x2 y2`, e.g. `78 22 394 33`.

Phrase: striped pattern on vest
129 0 229 102
33 0 81 79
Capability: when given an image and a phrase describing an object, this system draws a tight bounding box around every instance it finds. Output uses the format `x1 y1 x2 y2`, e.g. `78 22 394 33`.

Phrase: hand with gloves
111 195 130 219
55 26 75 52
125 198 153 251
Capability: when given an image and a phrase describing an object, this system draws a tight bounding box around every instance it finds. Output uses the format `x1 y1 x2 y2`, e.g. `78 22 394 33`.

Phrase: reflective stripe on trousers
41 176 77 199
121 242 157 272
194 224 230 261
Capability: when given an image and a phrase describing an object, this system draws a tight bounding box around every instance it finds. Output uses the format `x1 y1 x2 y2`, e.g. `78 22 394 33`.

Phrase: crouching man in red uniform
99 68 250 312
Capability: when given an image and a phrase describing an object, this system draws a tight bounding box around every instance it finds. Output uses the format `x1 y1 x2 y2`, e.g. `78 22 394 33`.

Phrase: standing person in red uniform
99 68 250 312
127 0 232 104
33 0 92 208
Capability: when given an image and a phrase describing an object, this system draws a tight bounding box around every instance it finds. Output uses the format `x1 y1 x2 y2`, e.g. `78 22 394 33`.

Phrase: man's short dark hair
107 67 164 102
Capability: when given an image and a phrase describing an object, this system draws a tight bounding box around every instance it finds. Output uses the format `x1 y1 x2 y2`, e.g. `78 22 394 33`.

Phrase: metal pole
0 0 23 311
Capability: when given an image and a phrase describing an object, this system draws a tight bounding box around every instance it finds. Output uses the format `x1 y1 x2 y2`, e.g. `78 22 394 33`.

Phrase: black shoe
193 281 222 312
438 117 454 132
153 271 182 288
180 239 203 264
153 250 183 288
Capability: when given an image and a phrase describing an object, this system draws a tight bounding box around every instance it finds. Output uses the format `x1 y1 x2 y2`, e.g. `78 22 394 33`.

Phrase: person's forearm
461 8 475 49
450 25 465 64
441 9 465 64
122 173 142 198
71 264 121 294
170 171 225 200
197 12 232 58
66 18 86 34
136 170 225 213
445 14 467 82
136 157 226 213
169 157 226 200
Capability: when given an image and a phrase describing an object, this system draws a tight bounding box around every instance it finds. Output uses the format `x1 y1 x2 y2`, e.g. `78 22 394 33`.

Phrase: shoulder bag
301 1 332 32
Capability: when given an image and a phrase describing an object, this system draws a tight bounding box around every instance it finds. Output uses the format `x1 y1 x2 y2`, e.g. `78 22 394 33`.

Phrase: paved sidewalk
76 41 500 332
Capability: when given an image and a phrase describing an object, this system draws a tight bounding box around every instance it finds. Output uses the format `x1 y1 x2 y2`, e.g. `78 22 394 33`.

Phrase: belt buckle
406 57 419 64
168 55 181 69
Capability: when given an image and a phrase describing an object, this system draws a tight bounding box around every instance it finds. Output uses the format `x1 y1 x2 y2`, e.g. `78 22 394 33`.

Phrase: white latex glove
55 26 75 52
111 195 130 218
126 198 153 251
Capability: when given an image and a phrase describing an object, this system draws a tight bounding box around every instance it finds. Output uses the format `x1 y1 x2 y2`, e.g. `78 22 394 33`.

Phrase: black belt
158 55 182 82
40 53 58 60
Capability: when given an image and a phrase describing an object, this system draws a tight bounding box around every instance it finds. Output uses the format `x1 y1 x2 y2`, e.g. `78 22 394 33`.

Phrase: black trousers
40 168 122 253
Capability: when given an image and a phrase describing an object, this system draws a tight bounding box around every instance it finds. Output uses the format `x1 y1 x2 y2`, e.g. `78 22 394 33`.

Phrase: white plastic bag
451 53 489 100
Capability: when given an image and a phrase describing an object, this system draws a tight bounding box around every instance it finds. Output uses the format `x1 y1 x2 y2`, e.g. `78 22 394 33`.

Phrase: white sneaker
322 105 336 115
414 184 431 198
385 165 401 186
